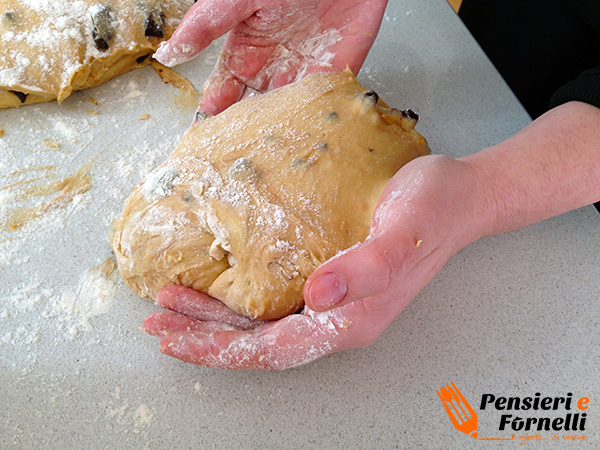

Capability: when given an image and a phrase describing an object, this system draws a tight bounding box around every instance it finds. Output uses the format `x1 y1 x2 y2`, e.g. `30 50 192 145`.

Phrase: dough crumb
43 138 60 149
88 97 102 107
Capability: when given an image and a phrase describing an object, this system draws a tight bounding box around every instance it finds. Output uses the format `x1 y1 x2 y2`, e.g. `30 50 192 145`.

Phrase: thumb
154 0 256 66
304 236 392 312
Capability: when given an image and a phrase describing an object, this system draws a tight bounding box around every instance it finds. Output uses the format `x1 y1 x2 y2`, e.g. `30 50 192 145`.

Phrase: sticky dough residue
2 161 93 232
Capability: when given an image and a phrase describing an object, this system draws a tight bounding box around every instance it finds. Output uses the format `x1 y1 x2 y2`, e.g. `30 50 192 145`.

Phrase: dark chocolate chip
136 3 164 38
91 6 114 51
9 90 28 103
230 157 260 181
145 14 164 37
401 109 419 121
195 110 208 122
145 11 164 37
136 53 152 63
93 36 109 51
363 90 379 104
1 11 16 24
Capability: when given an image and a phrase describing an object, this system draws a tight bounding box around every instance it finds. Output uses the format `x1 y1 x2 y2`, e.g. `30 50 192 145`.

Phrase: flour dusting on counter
0 45 203 377
0 0 195 106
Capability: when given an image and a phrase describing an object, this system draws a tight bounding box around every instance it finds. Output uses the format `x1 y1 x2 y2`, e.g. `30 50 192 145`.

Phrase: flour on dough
110 70 430 321
0 0 194 108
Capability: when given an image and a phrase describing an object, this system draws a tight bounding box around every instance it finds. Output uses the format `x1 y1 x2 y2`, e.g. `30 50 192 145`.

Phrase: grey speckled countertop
1 1 598 449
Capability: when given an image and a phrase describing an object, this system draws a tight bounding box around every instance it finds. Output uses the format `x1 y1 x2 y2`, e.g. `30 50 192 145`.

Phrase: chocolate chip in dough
1 11 16 25
9 90 28 103
182 192 195 203
136 53 152 63
361 90 379 105
90 6 114 51
138 3 165 38
401 109 419 122
229 157 260 181
326 111 339 121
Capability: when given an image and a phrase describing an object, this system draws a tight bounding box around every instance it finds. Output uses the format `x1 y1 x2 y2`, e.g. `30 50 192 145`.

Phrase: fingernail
154 43 195 67
155 288 173 308
153 42 170 64
309 272 347 310
153 43 185 67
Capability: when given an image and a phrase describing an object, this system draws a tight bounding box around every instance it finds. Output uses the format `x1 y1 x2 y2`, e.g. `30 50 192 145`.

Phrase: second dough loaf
0 0 194 108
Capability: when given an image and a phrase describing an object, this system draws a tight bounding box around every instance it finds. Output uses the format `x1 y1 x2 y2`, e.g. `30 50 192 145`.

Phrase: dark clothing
550 65 600 110
459 0 600 213
459 0 600 118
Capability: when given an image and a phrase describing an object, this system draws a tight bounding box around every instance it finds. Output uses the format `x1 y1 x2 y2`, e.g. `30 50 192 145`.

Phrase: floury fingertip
153 41 195 67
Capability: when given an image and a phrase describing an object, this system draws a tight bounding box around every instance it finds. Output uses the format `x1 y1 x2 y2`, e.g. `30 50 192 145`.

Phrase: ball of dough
0 0 194 109
110 70 430 321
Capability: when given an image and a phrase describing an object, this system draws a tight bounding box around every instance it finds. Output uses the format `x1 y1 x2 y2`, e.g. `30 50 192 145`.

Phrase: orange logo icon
437 382 515 441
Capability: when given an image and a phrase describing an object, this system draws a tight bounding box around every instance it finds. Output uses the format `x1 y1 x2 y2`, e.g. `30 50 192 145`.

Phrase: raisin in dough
110 71 430 321
0 0 194 109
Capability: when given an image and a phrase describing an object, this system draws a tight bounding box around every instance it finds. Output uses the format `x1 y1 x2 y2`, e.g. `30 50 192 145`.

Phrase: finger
197 61 246 115
154 0 256 66
286 64 339 87
143 310 200 336
143 310 241 337
320 1 389 75
303 236 393 312
305 200 453 314
156 285 259 330
197 33 280 115
158 308 355 370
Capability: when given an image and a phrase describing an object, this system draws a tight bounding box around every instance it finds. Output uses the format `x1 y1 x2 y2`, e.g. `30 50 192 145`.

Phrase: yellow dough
110 71 430 321
0 0 194 109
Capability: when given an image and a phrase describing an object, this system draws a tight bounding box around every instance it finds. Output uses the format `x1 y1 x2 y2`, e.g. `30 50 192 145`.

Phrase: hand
154 0 389 116
143 155 486 370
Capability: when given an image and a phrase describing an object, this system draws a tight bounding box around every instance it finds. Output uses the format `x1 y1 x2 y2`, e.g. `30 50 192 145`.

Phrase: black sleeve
550 64 600 214
458 0 600 118
549 65 600 110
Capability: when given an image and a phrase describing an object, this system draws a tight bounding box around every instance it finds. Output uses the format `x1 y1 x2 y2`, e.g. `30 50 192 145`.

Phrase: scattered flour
134 404 155 429
0 72 190 368
104 387 157 437
4 260 118 340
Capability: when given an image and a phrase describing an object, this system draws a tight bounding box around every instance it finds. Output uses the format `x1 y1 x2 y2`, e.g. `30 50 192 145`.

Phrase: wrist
377 155 493 254
460 101 600 239
446 157 496 251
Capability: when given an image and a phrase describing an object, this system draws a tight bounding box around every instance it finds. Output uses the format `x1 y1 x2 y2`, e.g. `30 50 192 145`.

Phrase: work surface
1 1 599 448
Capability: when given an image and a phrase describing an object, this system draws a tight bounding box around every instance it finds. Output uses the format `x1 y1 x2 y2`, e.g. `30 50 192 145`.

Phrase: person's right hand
154 0 389 116
142 155 489 369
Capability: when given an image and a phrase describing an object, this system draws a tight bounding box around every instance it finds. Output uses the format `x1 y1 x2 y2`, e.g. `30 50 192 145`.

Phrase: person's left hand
142 155 487 370
153 0 389 116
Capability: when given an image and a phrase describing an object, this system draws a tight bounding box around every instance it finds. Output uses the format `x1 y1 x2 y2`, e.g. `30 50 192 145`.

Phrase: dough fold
0 0 194 108
111 71 430 320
